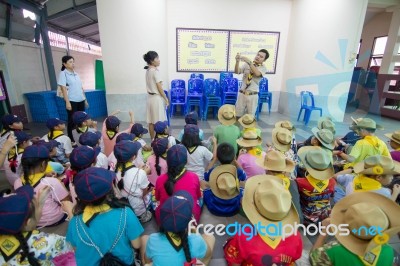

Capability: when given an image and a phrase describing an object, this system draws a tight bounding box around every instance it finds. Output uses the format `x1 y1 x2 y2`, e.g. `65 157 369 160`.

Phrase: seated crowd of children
0 104 400 266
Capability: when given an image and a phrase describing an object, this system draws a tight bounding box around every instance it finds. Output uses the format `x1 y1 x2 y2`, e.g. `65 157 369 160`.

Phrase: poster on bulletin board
228 31 280 74
177 28 229 72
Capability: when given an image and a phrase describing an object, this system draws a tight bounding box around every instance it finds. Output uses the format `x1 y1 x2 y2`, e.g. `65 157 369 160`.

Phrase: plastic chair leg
319 110 323 117
304 110 311 125
297 109 303 121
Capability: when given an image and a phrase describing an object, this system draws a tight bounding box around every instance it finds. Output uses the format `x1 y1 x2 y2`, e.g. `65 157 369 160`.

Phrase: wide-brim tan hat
272 128 292 152
238 114 257 128
353 155 400 175
242 175 299 228
218 104 236 126
317 117 336 134
298 146 334 180
351 117 384 130
237 130 262 147
385 130 400 145
275 120 295 132
331 192 400 257
311 127 335 150
209 164 239 200
256 150 295 173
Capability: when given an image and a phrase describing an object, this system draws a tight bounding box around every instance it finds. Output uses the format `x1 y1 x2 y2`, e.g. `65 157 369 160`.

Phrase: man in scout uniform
310 192 400 266
234 49 269 117
224 175 303 265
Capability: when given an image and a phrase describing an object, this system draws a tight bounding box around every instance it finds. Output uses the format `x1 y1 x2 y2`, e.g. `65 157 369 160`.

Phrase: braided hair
164 164 185 196
155 155 161 176
160 228 192 263
21 157 48 185
114 161 128 190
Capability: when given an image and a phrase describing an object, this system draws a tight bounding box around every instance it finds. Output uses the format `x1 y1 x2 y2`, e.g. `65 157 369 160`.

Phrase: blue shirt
203 166 246 216
146 233 207 266
58 69 85 102
177 128 204 142
66 207 144 266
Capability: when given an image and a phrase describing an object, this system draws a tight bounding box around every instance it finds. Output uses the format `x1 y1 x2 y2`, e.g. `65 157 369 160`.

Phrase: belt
147 92 157 95
239 90 258 96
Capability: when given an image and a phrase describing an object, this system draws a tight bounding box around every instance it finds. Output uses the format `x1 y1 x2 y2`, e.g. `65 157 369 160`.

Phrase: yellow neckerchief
7 147 24 161
0 231 36 261
134 136 140 141
246 62 262 85
166 232 182 251
0 129 7 135
306 175 329 193
106 130 116 140
188 146 198 153
275 173 290 190
161 152 167 160
363 135 381 150
156 134 169 139
175 168 186 180
353 174 382 192
396 147 400 151
77 126 88 133
248 147 263 158
117 161 134 172
359 245 382 266
259 233 282 249
48 130 64 140
82 204 111 225
22 172 46 187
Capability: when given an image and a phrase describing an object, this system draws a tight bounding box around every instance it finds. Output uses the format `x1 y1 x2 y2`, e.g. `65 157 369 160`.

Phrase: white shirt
95 152 109 169
186 146 213 180
41 134 73 164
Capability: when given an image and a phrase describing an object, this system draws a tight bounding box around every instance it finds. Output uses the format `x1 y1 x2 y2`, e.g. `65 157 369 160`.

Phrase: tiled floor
1 106 400 265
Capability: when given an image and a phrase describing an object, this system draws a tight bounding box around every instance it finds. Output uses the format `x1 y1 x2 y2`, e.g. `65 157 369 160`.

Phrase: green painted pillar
95 59 105 90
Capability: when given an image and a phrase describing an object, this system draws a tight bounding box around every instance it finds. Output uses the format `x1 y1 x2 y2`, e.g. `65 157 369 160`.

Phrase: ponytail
164 164 185 196
155 155 161 176
49 130 54 140
115 161 128 190
14 232 40 266
179 231 192 263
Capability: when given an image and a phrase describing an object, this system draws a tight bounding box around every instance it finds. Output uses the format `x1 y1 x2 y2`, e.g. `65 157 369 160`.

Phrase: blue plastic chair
222 78 239 105
255 78 272 120
169 79 186 117
203 78 221 120
297 91 322 125
190 73 204 80
186 78 204 118
219 72 233 91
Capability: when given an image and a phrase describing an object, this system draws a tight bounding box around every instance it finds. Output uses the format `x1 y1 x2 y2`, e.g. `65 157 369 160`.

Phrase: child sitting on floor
71 111 98 147
146 137 169 186
237 130 265 178
177 112 204 142
42 118 73 165
131 123 152 162
0 114 23 150
385 130 400 162
154 121 176 147
214 104 241 156
79 131 108 169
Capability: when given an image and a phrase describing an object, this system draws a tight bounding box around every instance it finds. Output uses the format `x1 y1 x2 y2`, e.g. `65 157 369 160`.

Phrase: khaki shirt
239 63 267 92
146 68 162 94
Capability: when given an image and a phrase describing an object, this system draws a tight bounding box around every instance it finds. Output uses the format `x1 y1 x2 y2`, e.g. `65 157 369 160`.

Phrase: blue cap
79 131 102 147
46 118 66 130
35 140 59 152
74 167 116 203
160 190 194 233
22 145 50 160
154 121 168 134
116 133 136 144
185 112 198 125
0 185 34 234
73 111 91 125
105 116 121 130
184 124 199 136
1 114 22 129
151 138 169 156
14 131 30 143
70 145 100 170
167 144 187 168
114 140 141 162
130 123 149 136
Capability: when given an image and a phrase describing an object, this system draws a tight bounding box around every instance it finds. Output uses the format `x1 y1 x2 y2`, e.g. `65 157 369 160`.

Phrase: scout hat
242 174 299 228
46 118 65 130
72 111 91 126
70 145 100 170
351 117 383 130
160 190 194 233
209 164 239 200
297 146 334 180
349 117 363 131
1 114 22 129
317 117 336 134
238 114 257 128
331 192 400 257
353 155 400 175
275 120 295 132
237 130 262 147
256 150 295 173
311 127 335 150
217 104 236 126
79 131 102 147
185 112 198 125
167 144 187 168
271 128 292 152
131 123 149 136
114 140 141 162
385 130 400 145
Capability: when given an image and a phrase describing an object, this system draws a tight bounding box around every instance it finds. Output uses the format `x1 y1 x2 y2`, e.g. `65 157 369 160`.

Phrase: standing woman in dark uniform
58 55 88 144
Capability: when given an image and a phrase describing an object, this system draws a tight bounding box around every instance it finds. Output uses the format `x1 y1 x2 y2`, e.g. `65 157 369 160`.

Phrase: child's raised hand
3 132 17 150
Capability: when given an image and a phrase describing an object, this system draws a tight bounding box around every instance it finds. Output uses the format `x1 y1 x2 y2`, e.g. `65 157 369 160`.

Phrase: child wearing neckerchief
310 192 400 266
154 121 176 147
237 130 265 178
71 111 98 147
66 167 144 265
79 131 108 169
131 123 152 163
0 114 23 150
146 137 169 186
114 140 152 223
0 185 74 265
385 130 400 162
41 118 72 165
101 110 134 157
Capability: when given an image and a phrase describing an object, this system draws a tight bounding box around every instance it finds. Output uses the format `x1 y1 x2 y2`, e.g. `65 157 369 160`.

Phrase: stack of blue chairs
255 78 272 120
219 72 233 91
169 79 186 117
186 78 204 118
222 78 239 105
203 78 221 120
190 73 204 80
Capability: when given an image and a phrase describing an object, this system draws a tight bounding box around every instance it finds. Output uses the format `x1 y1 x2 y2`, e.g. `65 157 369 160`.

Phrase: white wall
279 0 368 122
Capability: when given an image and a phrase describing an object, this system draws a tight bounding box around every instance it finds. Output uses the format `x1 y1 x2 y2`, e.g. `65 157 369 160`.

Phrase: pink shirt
155 171 201 224
102 120 133 157
14 177 69 227
146 155 168 186
237 153 266 178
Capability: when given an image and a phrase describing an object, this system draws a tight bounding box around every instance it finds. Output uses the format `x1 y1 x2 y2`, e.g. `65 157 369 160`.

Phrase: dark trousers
67 100 85 142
